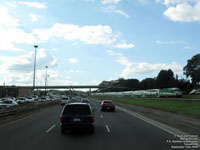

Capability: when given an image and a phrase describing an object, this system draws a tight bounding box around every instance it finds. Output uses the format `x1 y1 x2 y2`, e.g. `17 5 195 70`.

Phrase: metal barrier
0 101 59 118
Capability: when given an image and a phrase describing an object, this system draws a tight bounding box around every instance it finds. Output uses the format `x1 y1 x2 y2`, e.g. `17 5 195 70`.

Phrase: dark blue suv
60 103 95 134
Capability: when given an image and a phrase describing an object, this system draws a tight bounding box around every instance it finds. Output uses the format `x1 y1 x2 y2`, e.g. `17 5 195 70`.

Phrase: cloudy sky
0 0 199 86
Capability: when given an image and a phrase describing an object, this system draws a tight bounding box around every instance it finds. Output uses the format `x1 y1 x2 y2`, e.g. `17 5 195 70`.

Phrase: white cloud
29 14 39 22
183 46 195 50
114 9 129 18
114 43 135 49
156 40 184 45
162 1 200 22
107 50 123 56
119 58 183 78
34 23 132 48
85 0 95 2
101 0 121 5
69 70 80 73
0 49 57 73
138 0 149 5
0 7 19 28
6 2 17 8
103 5 129 19
0 49 58 85
69 58 78 64
0 6 38 51
0 27 38 51
19 1 46 9
163 0 182 6
91 80 101 84
34 23 116 45
107 51 183 78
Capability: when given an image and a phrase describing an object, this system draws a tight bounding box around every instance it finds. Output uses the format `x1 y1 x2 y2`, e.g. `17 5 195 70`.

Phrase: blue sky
0 0 199 87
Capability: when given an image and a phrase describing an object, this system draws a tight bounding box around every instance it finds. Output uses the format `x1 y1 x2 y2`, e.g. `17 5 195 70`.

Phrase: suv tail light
90 116 94 122
60 116 63 121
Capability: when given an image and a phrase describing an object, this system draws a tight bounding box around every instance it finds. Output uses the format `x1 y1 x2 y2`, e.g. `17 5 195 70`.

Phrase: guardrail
0 100 59 118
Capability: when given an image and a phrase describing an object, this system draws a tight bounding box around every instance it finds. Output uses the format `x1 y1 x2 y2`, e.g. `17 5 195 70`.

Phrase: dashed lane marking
46 125 56 133
105 125 110 133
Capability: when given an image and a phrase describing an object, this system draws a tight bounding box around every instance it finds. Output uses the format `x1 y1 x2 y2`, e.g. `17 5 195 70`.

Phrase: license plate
107 107 110 109
73 118 80 122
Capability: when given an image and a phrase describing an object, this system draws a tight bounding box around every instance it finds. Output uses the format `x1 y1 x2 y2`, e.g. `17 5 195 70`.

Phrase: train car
144 89 160 98
159 88 182 97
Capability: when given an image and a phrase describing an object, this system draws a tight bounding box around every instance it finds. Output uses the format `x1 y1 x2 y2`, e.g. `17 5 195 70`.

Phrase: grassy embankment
93 96 200 118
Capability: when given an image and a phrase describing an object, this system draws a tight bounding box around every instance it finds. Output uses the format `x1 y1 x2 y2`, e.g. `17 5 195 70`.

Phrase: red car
101 100 115 112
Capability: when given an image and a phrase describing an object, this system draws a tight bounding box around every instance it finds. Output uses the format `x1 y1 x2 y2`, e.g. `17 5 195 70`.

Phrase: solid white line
100 114 103 118
46 125 56 133
105 125 110 133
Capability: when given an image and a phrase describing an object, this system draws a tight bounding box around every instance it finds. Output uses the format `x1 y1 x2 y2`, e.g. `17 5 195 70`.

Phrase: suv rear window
63 105 91 115
103 101 113 104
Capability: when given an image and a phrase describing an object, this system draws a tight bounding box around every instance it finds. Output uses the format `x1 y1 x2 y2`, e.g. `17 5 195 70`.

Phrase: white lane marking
105 125 110 133
100 114 103 119
46 125 56 133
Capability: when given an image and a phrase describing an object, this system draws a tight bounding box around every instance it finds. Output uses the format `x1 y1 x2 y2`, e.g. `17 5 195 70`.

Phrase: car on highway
61 97 70 105
60 103 95 134
101 100 115 112
17 97 29 104
38 97 48 102
81 98 90 103
0 98 18 108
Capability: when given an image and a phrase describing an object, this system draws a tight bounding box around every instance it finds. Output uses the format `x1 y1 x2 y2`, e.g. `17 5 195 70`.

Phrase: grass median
93 97 200 118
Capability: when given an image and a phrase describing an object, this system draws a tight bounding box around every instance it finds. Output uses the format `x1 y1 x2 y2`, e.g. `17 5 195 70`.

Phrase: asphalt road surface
0 99 197 150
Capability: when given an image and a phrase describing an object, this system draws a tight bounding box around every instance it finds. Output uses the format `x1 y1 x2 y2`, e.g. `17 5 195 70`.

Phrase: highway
0 99 194 150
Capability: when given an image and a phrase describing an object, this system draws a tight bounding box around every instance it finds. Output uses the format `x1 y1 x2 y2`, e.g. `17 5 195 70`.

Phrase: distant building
0 86 33 98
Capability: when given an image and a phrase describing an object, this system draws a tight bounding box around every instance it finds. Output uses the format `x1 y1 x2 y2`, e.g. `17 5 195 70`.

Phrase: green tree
140 78 156 90
183 54 200 85
156 69 175 88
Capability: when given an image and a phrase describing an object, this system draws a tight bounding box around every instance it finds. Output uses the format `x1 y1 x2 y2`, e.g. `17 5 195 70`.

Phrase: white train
91 88 182 98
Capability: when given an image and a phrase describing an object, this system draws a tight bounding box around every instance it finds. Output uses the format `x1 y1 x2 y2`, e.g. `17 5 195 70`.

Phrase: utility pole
33 45 38 88
45 65 48 95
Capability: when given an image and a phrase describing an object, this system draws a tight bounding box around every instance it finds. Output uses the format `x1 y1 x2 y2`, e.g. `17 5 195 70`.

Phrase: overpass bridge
21 85 105 89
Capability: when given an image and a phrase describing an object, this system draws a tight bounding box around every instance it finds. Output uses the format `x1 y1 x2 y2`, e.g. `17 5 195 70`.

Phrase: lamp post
45 65 48 95
33 45 38 88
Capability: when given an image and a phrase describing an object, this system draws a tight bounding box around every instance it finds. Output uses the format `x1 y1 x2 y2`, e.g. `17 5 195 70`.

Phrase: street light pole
45 65 48 95
33 45 38 88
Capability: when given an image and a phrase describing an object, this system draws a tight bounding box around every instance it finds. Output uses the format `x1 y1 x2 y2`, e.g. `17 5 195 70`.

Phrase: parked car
61 97 70 105
8 97 16 101
60 103 95 134
32 95 38 101
38 97 47 102
0 99 18 108
101 100 115 111
17 97 28 104
26 97 34 103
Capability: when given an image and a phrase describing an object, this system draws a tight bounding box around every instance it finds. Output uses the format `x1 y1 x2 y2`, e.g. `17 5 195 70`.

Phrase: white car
0 99 18 108
17 97 28 104
26 97 34 103
61 97 70 105
38 97 47 102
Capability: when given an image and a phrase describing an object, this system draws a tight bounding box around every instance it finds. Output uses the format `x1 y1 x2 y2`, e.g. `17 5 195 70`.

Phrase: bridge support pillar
89 88 91 97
